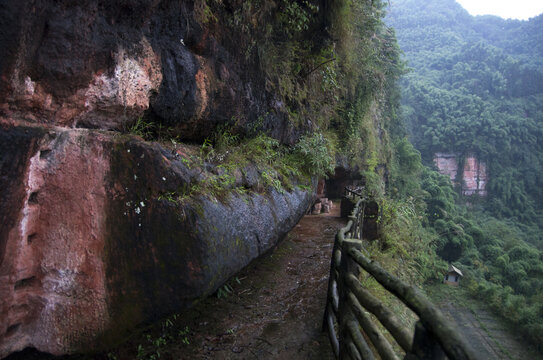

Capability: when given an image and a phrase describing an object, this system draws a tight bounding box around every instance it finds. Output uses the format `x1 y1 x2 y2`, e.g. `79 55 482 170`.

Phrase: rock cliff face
0 0 313 357
433 153 457 183
462 156 487 196
433 153 487 196
0 123 312 357
0 0 297 143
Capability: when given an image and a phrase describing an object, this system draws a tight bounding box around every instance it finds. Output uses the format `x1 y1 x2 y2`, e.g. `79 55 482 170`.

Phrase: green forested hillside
387 0 543 224
385 0 543 350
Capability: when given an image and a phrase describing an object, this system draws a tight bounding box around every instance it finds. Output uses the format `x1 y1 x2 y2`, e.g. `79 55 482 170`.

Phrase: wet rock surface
0 0 300 142
154 207 343 360
4 206 342 360
0 123 313 357
86 205 344 360
0 125 112 357
0 0 318 356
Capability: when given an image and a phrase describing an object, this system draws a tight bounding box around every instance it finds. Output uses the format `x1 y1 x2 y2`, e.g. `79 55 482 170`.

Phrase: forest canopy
386 0 543 223
386 0 543 349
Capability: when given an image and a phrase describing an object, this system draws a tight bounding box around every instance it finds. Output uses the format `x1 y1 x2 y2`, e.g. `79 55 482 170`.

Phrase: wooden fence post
338 239 363 359
363 200 379 241
406 321 447 360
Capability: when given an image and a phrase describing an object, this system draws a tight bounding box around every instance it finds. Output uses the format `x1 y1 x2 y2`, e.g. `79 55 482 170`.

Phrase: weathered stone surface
0 1 318 357
433 153 457 183
462 156 487 196
316 179 325 197
433 153 487 196
0 124 312 357
0 0 300 143
0 125 111 356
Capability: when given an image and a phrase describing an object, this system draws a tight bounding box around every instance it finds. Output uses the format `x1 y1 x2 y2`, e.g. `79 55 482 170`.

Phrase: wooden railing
323 189 480 360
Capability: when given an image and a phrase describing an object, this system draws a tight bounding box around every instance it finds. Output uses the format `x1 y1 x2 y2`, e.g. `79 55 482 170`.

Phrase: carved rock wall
0 0 315 356
462 156 487 196
0 124 312 356
433 152 458 183
0 126 110 356
433 153 487 196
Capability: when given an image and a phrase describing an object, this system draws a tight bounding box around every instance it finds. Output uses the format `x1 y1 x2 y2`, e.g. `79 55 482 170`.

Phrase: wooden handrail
323 189 480 360
348 249 478 360
345 273 414 352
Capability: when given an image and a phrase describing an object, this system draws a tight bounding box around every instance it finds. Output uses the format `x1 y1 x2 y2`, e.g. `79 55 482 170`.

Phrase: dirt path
440 302 506 359
432 294 541 360
165 205 344 359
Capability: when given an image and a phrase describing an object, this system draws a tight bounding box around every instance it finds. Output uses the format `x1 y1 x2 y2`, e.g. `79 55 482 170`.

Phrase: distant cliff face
462 156 487 196
0 0 316 356
433 153 487 196
433 153 457 183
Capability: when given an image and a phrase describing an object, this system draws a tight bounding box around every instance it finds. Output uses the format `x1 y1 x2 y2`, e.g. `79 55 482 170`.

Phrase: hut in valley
444 265 463 286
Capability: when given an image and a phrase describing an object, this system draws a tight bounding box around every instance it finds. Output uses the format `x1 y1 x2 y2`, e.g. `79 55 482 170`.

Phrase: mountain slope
387 0 543 225
385 0 543 352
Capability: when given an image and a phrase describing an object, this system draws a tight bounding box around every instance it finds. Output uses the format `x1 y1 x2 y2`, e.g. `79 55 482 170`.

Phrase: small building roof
448 265 463 277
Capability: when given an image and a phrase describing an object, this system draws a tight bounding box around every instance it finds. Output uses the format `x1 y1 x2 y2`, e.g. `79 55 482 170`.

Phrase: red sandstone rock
462 156 487 196
0 0 303 144
433 153 487 196
0 124 313 357
316 179 325 197
3 40 162 131
0 128 110 356
433 153 458 183
0 1 318 356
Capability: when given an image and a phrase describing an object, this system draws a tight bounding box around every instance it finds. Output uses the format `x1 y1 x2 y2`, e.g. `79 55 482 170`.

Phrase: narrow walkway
5 203 345 360
171 204 345 359
439 300 541 360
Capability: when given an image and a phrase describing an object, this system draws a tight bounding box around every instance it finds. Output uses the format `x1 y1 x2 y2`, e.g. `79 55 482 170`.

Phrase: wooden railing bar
345 186 365 199
326 302 340 357
338 223 351 242
348 248 479 360
346 273 414 352
339 197 364 242
346 320 375 360
347 292 400 360
338 240 361 360
347 215 356 238
334 249 342 270
346 335 363 360
332 280 339 312
410 321 447 360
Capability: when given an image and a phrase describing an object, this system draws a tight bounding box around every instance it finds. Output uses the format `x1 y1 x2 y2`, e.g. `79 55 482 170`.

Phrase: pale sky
456 0 543 20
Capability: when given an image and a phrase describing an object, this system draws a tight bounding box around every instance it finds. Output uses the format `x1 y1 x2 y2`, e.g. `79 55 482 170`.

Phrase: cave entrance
311 167 364 215
323 167 364 199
